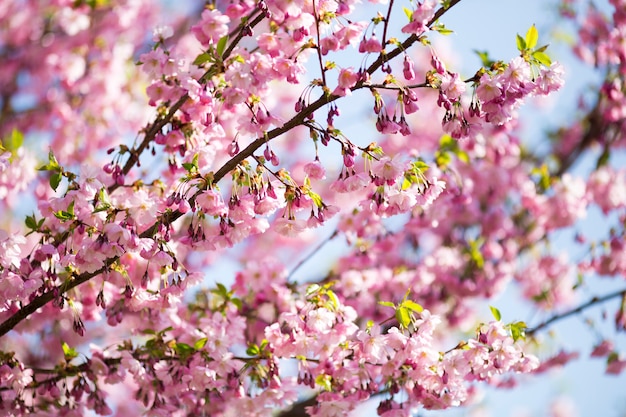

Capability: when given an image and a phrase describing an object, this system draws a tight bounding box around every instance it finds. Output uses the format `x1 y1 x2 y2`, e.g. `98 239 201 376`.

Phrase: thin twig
381 0 395 48
527 287 626 336
288 230 339 280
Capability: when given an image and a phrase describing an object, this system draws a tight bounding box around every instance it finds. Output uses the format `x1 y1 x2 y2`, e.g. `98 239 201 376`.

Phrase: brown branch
381 0 395 48
527 287 626 336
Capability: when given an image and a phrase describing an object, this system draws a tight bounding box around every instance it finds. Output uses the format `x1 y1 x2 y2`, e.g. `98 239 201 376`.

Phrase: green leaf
216 35 229 57
215 282 228 296
433 24 454 35
25 214 38 231
532 50 552 66
231 297 243 310
194 337 208 350
246 343 260 356
54 210 72 221
311 192 324 208
402 6 413 20
396 306 411 328
62 342 78 361
2 128 24 153
378 301 395 308
435 151 452 168
507 321 527 342
456 150 470 164
439 134 456 151
468 240 484 268
306 284 321 296
412 160 429 173
326 289 339 309
39 150 60 171
525 24 539 50
50 172 62 191
182 153 199 173
174 342 195 358
402 300 423 313
93 187 112 213
489 306 502 321
516 34 526 52
474 50 493 67
193 52 212 66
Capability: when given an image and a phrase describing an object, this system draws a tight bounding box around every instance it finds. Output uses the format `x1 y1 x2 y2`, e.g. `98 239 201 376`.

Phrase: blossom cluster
1 0 625 416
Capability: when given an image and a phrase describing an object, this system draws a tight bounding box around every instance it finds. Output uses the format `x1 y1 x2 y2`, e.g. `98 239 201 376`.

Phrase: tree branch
527 287 626 336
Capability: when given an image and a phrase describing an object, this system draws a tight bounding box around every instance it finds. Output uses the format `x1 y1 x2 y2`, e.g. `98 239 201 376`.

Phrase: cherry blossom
1 1 625 416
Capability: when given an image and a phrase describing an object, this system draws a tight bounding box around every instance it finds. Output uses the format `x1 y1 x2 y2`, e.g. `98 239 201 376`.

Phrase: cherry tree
0 0 625 416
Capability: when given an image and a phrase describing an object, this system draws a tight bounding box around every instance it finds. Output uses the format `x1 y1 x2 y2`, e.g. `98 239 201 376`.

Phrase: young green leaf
507 321 527 342
194 337 208 350
2 128 24 153
402 6 413 20
433 24 454 35
326 289 339 309
193 52 212 66
396 306 411 328
516 34 527 52
474 50 493 67
403 300 424 313
489 306 502 321
62 342 78 361
532 50 552 66
246 343 260 356
174 342 194 358
50 172 62 192
216 35 229 57
306 284 321 296
25 214 39 231
39 150 60 171
525 24 539 50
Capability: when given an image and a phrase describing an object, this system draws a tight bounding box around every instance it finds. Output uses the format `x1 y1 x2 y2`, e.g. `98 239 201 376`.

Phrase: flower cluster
1 0 625 416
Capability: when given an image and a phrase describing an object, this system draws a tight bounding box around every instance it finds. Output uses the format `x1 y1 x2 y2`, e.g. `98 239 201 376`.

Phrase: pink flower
320 34 340 55
196 189 228 217
191 9 230 46
304 160 326 179
362 35 382 53
152 25 173 42
401 1 436 35
274 217 307 236
440 72 466 100
476 73 503 102
502 56 533 93
403 54 416 80
306 307 335 334
371 155 406 183
537 62 565 94
332 67 359 97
